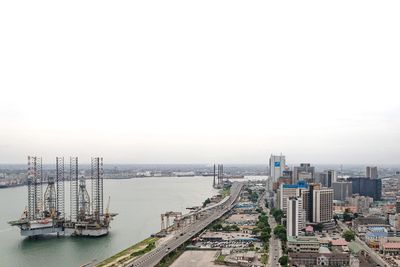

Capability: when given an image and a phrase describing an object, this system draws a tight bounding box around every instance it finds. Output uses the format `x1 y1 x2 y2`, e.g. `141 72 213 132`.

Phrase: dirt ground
170 250 220 267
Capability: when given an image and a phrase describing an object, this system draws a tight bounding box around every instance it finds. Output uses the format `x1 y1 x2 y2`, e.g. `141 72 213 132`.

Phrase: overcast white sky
0 1 399 164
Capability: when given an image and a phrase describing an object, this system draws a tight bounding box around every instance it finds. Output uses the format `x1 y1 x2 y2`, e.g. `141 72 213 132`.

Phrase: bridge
125 182 243 267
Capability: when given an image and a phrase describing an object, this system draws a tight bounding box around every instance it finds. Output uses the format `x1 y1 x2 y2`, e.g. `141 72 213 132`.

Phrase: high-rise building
327 170 337 187
302 183 321 223
299 183 333 223
278 181 308 215
287 197 305 237
348 177 382 201
332 181 352 201
317 170 337 188
268 154 286 191
312 188 333 223
366 166 378 179
316 172 328 187
293 163 315 184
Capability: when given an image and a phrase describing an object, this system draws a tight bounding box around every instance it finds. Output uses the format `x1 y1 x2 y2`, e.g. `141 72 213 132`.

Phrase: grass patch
261 254 268 265
131 241 156 257
155 244 185 267
221 187 231 197
216 254 226 262
96 237 158 267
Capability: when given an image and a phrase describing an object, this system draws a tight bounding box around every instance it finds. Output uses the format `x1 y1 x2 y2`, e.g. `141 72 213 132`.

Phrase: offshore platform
9 156 117 237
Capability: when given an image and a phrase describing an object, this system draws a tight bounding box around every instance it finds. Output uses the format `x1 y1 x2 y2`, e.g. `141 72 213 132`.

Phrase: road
258 193 282 267
337 220 388 267
125 182 243 267
266 208 281 267
267 217 281 266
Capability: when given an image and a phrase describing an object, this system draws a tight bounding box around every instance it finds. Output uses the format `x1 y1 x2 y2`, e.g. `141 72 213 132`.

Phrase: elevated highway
125 182 243 267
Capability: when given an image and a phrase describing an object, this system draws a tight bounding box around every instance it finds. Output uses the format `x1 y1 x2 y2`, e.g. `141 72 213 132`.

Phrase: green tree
203 198 211 207
274 225 287 242
278 255 288 266
342 230 355 242
314 223 324 232
343 211 353 222
231 225 240 231
212 223 222 231
271 209 284 224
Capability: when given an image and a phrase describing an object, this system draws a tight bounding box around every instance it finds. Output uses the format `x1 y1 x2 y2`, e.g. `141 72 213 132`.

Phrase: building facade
287 197 305 237
366 166 378 179
348 177 382 201
278 181 308 215
348 194 374 214
293 163 315 184
288 252 351 267
333 181 352 201
268 154 286 191
312 188 334 223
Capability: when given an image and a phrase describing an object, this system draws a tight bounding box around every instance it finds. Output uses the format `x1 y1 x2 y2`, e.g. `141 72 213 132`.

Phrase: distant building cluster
265 154 400 267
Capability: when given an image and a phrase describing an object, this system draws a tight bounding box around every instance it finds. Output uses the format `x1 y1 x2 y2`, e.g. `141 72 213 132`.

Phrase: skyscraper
268 154 286 191
293 163 315 184
278 181 308 215
299 184 333 223
312 188 333 223
327 170 337 187
366 166 378 179
287 197 305 237
332 181 352 201
348 177 382 201
317 170 337 188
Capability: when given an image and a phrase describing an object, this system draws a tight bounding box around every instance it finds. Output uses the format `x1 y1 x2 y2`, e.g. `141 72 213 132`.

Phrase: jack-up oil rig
9 156 117 237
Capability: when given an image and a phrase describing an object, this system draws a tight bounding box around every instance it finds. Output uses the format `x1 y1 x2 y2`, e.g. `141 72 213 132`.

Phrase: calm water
0 176 218 267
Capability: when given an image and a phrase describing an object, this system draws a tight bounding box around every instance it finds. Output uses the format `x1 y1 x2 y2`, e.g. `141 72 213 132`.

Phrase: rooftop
383 242 400 249
331 239 348 246
288 236 319 243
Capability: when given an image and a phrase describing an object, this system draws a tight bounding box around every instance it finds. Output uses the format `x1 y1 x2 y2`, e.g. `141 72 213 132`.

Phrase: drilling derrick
43 177 56 218
70 157 79 222
27 156 43 220
217 164 224 188
56 157 64 219
91 157 103 222
78 176 90 221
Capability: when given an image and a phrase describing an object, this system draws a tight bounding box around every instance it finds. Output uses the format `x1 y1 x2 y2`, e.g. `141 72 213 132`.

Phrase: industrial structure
213 164 224 189
9 156 117 237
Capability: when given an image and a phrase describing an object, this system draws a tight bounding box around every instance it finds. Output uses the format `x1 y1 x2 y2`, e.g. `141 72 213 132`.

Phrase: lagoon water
0 176 218 267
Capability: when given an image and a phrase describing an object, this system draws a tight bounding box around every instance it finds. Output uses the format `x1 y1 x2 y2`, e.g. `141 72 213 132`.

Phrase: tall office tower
316 172 328 187
332 181 352 201
366 166 378 179
302 183 320 222
293 163 315 184
317 170 337 188
287 197 305 237
348 177 382 201
268 154 286 191
278 181 308 215
312 188 334 223
327 170 337 187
